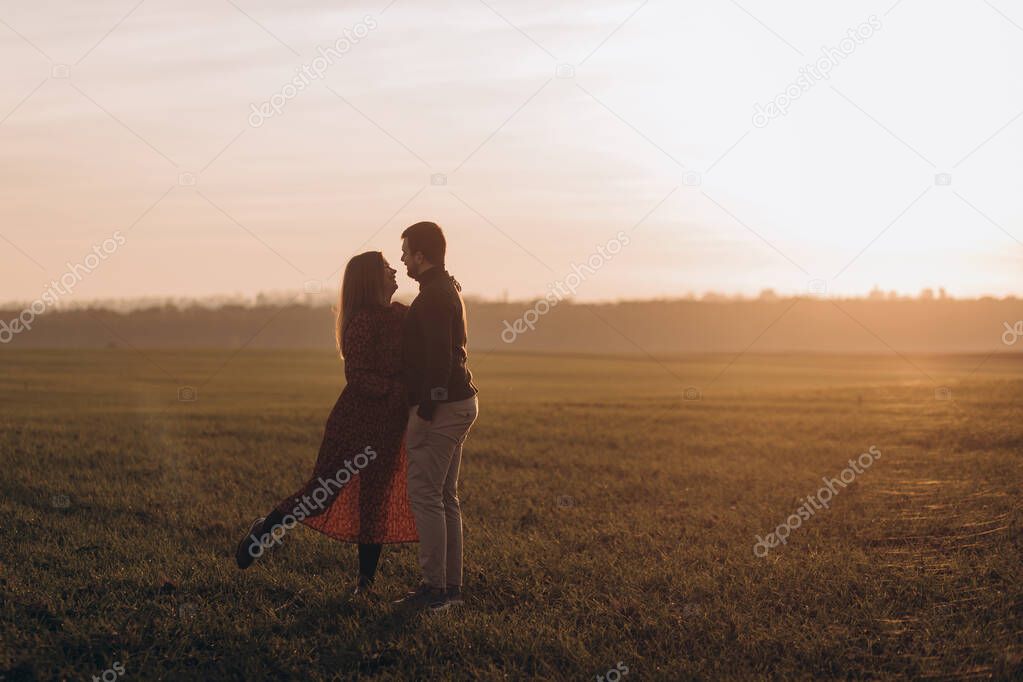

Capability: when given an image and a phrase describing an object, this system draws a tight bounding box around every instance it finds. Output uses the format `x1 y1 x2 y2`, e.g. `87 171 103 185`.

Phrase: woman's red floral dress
274 302 417 543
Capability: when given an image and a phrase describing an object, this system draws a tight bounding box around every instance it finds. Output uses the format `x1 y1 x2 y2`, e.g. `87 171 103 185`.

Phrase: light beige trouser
405 395 478 589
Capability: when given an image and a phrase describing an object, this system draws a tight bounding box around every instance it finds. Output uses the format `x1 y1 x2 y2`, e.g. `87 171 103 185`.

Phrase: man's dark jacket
402 266 477 420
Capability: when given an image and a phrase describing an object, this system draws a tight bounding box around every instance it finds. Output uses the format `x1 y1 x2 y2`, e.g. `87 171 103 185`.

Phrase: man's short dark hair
401 221 446 266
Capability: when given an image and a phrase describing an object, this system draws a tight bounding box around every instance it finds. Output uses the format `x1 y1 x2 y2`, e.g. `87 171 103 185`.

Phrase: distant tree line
2 296 1021 353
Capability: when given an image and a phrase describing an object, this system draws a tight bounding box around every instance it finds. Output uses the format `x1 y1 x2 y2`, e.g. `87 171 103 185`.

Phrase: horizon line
2 288 1021 313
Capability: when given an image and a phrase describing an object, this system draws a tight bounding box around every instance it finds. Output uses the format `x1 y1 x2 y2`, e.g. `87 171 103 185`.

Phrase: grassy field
1 349 1022 680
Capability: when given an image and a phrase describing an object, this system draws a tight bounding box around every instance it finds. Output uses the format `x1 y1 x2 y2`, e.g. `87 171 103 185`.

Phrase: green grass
2 350 1022 680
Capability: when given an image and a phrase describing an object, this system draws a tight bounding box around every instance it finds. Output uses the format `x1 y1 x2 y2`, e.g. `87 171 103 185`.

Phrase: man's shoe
446 586 463 605
393 584 449 611
235 517 265 570
352 576 375 598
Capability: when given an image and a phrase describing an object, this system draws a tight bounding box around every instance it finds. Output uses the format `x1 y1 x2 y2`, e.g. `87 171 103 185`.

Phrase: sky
1 0 1021 305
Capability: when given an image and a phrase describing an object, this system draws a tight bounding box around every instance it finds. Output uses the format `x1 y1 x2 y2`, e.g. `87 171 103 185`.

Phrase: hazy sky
1 0 1021 304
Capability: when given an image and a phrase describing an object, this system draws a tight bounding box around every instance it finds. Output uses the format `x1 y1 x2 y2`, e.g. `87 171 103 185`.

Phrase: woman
235 251 417 594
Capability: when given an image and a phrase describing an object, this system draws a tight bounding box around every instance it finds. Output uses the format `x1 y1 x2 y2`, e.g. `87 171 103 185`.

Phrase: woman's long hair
334 251 388 356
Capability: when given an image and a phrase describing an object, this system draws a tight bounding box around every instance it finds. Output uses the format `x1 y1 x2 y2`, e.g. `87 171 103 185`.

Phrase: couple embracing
235 221 478 612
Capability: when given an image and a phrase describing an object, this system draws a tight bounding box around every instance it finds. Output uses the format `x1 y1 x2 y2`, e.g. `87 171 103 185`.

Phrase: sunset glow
2 1 1021 304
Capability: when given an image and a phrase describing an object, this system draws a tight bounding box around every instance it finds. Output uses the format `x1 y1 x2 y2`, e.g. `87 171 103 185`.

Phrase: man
395 221 479 611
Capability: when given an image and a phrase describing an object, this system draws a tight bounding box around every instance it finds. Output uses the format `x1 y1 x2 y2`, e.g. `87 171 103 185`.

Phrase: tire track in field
863 451 1017 680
